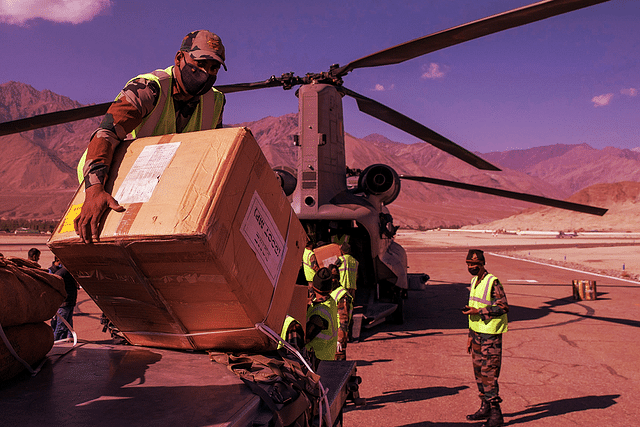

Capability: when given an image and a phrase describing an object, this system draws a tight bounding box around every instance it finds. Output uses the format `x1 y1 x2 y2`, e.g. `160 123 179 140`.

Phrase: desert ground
395 229 640 281
3 229 640 426
3 229 639 280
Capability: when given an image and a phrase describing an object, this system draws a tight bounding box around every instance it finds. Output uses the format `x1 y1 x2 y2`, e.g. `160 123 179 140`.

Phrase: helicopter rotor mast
0 0 611 216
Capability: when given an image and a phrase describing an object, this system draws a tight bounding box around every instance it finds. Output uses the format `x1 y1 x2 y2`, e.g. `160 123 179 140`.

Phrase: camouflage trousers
469 329 503 402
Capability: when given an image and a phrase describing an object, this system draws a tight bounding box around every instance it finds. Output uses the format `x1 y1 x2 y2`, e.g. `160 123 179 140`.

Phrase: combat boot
482 402 504 427
466 399 490 420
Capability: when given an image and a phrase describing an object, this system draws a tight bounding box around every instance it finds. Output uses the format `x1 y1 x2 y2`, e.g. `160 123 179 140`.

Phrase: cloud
421 62 446 79
373 83 394 91
621 88 638 97
591 93 614 107
0 0 112 25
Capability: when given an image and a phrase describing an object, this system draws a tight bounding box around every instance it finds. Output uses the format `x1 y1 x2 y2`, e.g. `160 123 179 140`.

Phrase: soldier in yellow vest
305 268 338 370
279 315 305 352
329 264 352 360
337 243 358 301
462 249 509 427
74 30 227 243
302 241 319 305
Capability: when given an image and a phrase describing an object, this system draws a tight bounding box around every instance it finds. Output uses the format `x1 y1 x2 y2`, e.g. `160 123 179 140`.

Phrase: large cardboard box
48 128 308 352
314 243 341 268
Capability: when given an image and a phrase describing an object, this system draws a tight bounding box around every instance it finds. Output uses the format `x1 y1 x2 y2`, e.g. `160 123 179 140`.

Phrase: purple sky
1 0 638 152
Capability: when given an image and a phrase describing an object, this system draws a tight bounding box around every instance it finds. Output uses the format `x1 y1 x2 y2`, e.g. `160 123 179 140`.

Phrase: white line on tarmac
489 252 639 284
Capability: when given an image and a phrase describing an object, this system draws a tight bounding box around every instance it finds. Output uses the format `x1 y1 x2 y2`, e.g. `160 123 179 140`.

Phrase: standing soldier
462 249 509 427
305 268 338 370
302 241 319 304
329 264 352 360
337 243 358 301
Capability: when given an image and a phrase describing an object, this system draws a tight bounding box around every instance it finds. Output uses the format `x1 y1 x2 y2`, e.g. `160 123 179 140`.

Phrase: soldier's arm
336 297 349 325
478 279 509 320
74 79 160 243
310 253 319 271
305 314 328 343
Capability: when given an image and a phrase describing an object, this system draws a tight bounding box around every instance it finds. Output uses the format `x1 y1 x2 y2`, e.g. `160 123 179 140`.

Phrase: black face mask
468 266 481 276
179 59 217 96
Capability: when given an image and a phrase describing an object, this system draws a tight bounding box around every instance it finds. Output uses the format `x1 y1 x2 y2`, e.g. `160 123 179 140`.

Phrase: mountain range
1 81 639 231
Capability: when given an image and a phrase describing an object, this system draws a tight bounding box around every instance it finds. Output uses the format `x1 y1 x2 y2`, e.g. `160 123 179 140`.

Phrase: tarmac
6 230 640 426
343 230 640 426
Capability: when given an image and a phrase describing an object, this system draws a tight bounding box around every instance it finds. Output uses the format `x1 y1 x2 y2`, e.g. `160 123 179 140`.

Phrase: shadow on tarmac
355 393 621 427
358 284 640 343
504 394 620 425
345 385 469 411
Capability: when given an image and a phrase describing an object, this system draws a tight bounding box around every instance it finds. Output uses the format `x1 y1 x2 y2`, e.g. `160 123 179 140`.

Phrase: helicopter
0 0 610 327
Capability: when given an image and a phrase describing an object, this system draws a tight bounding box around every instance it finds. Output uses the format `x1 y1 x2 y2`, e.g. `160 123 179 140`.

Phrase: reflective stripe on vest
468 274 508 334
305 298 337 360
303 248 316 281
338 254 358 289
76 66 224 183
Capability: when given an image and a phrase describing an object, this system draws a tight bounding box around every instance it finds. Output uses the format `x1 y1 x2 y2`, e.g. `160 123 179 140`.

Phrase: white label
114 142 181 204
240 191 288 288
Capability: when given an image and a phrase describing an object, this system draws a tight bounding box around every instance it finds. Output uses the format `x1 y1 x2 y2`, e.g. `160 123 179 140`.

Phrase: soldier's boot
466 400 491 420
482 402 504 427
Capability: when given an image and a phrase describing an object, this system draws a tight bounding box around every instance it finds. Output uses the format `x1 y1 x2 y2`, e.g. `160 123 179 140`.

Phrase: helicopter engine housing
358 164 401 205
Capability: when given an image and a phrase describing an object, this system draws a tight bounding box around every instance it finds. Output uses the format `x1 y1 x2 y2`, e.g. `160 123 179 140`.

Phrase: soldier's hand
462 305 479 316
74 184 125 244
467 335 473 354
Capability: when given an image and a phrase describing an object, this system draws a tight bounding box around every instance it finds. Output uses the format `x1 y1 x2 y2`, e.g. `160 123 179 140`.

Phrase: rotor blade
335 0 611 76
0 102 111 137
343 87 500 171
400 175 607 216
216 78 285 94
0 77 283 137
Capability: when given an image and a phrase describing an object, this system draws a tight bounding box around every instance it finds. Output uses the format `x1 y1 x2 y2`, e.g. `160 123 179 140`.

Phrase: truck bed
1 342 356 427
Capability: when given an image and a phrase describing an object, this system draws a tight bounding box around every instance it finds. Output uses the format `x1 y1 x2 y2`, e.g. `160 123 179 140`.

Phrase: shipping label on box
240 191 288 288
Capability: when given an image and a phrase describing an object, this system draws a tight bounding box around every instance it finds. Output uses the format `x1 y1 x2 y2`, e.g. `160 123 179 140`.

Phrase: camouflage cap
180 30 227 71
313 267 334 295
466 249 485 265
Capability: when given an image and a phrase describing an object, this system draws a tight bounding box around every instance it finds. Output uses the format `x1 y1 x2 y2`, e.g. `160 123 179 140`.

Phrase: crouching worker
304 268 338 370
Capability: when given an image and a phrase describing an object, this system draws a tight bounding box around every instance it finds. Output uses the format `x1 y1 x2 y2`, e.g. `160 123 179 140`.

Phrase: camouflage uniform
332 286 353 360
469 276 509 403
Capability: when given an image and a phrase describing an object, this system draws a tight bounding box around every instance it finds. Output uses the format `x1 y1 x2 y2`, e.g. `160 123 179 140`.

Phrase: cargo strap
53 311 78 347
118 209 296 342
210 351 323 427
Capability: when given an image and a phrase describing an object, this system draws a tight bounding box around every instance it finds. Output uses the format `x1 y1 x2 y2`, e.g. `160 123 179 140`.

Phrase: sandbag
0 322 54 382
0 257 66 327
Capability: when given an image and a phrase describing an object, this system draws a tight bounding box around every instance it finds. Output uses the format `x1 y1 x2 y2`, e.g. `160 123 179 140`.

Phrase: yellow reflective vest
468 273 508 334
278 315 298 350
77 66 224 183
305 298 338 360
302 248 316 282
331 285 353 322
338 254 358 290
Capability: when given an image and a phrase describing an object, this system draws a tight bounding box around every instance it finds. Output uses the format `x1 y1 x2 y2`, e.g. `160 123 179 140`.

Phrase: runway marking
489 252 639 284
507 279 538 283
